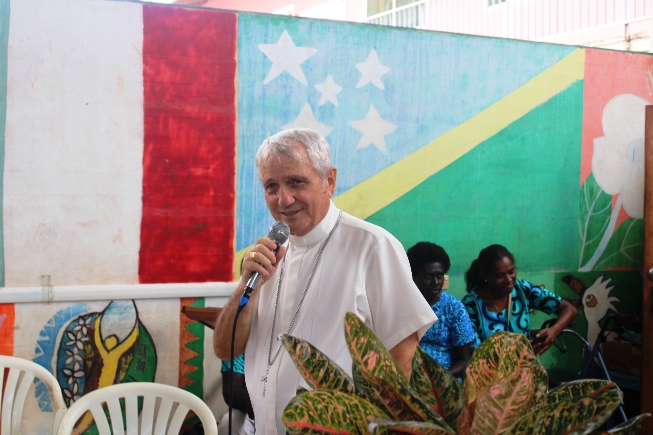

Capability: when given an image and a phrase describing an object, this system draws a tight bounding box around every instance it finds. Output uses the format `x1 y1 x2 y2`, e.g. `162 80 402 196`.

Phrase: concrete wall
0 0 649 431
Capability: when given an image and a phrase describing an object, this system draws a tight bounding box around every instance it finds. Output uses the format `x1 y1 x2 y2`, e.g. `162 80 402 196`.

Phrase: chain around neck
266 210 342 368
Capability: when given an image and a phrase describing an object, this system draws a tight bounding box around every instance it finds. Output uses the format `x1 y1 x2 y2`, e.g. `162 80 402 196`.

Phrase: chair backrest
56 382 218 435
0 355 67 435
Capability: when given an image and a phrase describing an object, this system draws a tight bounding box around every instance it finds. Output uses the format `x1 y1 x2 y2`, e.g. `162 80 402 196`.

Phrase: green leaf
607 413 652 433
471 369 536 434
594 218 644 270
282 389 389 435
344 312 407 385
366 373 454 431
411 345 463 426
280 333 355 393
506 394 623 435
465 332 547 406
579 173 612 268
547 379 622 406
368 418 457 434
344 313 453 431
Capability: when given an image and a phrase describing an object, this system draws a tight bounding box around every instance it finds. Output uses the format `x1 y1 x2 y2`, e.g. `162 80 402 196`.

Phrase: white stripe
5 0 144 286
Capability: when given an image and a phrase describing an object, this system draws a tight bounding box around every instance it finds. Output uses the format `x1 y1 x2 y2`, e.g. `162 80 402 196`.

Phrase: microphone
239 221 290 307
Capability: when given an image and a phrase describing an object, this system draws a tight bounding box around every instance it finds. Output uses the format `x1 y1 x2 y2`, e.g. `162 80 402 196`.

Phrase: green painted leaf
595 218 644 270
471 369 535 434
579 173 612 268
282 389 389 435
368 418 457 434
411 345 463 426
506 395 623 435
280 333 355 393
547 379 621 406
607 413 652 433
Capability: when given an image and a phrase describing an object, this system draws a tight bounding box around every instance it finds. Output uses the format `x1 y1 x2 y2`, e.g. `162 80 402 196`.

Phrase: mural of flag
235 14 583 273
2 1 236 287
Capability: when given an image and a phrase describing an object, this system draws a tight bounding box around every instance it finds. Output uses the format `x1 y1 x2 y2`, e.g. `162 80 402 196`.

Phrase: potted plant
280 312 649 434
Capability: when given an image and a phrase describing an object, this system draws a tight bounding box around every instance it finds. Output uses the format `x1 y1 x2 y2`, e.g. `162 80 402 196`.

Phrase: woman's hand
531 327 557 356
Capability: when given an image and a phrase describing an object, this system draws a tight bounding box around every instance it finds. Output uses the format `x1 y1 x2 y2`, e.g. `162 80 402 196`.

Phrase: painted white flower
592 94 647 218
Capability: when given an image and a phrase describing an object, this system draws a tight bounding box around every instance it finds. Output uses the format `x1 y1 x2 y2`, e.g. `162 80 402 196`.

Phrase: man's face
259 145 336 237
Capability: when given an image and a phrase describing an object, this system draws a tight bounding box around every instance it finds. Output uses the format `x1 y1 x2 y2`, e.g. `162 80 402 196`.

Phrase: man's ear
325 167 337 197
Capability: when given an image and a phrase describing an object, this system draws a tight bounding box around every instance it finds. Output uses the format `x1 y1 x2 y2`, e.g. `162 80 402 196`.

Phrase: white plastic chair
56 382 218 435
0 354 67 435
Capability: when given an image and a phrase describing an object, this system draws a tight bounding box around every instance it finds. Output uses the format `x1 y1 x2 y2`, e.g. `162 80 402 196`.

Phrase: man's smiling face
259 145 336 237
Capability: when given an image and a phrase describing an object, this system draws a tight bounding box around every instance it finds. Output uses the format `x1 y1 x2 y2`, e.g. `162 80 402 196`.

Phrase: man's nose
277 187 295 207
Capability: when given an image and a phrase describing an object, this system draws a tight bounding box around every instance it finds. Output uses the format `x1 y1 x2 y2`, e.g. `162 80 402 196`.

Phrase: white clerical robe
245 202 437 435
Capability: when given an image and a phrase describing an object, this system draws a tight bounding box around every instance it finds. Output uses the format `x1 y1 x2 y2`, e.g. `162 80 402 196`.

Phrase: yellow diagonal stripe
233 48 585 277
334 48 585 218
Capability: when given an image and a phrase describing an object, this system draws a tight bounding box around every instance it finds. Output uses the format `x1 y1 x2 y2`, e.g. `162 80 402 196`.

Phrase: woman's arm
532 299 577 355
449 342 473 378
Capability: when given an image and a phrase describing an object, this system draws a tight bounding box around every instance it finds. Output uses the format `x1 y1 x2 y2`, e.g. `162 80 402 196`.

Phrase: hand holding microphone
240 221 290 307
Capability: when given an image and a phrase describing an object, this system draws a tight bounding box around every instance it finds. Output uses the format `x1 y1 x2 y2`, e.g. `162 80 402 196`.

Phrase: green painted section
182 298 206 398
0 0 8 287
368 80 584 282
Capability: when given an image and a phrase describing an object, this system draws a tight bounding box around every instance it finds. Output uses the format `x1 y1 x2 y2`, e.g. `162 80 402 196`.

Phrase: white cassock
245 202 437 435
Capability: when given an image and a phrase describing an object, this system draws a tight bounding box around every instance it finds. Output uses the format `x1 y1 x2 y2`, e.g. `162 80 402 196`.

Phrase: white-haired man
214 128 436 435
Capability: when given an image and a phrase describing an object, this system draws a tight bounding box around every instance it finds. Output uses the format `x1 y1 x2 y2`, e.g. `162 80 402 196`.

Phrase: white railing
365 0 652 48
367 0 430 29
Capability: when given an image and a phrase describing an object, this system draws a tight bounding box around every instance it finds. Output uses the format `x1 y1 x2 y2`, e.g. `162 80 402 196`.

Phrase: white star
314 75 342 107
282 103 333 138
355 49 390 90
349 104 397 154
258 30 317 85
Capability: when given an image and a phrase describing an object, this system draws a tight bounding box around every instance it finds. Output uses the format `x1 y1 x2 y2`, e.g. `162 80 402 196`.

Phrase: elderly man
214 128 436 435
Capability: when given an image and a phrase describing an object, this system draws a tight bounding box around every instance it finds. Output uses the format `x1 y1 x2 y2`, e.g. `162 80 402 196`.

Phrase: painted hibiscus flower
592 93 647 218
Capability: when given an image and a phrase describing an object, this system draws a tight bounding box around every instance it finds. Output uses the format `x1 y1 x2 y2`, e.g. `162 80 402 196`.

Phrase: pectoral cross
261 365 271 398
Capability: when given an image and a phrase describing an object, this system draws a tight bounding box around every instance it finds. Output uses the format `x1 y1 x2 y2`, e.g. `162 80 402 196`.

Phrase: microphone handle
239 245 278 307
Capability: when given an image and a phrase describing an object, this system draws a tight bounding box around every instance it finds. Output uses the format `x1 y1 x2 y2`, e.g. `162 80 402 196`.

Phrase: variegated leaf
506 395 623 435
282 389 388 435
471 369 535 434
547 380 621 406
368 418 457 434
344 312 407 384
344 313 453 431
607 413 652 433
364 371 454 431
456 384 476 435
466 332 547 406
411 345 464 426
280 333 355 393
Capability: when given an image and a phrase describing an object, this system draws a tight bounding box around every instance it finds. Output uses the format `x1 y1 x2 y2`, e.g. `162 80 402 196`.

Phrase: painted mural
0 0 650 432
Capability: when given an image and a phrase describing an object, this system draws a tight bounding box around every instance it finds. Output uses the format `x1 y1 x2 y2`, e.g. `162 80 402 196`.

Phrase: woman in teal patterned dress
462 244 577 355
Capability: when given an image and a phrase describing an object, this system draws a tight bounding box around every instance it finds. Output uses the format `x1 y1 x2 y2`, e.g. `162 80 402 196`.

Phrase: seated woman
462 244 577 355
407 242 476 378
218 353 255 435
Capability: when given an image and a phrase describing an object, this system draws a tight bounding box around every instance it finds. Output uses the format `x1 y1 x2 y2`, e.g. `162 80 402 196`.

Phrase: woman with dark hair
407 242 476 378
462 244 577 355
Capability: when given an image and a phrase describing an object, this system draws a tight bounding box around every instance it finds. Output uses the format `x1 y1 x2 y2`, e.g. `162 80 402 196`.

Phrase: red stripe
140 6 237 283
0 304 15 355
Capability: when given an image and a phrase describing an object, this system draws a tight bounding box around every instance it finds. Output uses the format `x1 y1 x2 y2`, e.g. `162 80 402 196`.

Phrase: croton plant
279 312 649 434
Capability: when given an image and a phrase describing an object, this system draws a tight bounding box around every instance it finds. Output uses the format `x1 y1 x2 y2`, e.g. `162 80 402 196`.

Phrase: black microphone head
267 221 290 247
